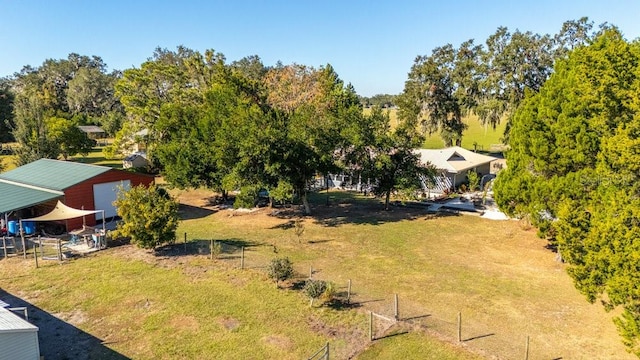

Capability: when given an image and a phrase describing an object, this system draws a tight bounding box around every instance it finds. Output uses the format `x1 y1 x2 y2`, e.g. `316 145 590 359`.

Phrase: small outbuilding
123 152 150 170
0 307 40 360
78 125 107 146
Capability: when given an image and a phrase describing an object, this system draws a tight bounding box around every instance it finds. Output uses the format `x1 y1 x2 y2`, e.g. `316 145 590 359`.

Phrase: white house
415 146 497 193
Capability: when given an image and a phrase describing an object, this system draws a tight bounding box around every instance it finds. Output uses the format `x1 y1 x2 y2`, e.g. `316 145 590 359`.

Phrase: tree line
398 17 611 147
1 47 432 213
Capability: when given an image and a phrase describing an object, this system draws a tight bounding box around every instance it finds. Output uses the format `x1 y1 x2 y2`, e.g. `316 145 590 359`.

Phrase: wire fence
169 235 538 360
3 232 546 359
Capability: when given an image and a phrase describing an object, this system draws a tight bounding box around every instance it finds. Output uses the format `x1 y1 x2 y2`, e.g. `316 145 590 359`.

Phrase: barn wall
63 170 154 230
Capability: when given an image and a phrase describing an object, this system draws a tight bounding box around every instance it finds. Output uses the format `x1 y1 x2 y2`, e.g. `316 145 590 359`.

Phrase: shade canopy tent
21 201 105 233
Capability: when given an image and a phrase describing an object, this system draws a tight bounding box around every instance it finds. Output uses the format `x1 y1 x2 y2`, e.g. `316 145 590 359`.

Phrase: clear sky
1 0 639 97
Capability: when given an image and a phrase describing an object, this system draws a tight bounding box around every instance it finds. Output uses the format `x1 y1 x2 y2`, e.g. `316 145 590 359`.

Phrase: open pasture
0 190 631 359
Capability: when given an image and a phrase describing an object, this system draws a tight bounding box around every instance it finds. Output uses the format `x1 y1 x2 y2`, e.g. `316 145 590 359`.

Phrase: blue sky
1 1 639 96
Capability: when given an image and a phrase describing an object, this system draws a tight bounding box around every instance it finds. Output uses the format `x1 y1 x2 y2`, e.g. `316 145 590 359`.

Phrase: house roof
124 152 147 162
0 307 38 333
0 181 63 214
0 159 111 191
78 125 105 134
415 147 497 174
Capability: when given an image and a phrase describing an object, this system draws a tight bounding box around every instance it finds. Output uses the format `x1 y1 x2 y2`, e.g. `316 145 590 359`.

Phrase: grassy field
363 108 506 150
1 190 632 359
0 144 121 173
70 146 123 168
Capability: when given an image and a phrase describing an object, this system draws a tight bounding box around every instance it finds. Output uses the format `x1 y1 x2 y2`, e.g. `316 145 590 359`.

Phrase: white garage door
93 180 131 220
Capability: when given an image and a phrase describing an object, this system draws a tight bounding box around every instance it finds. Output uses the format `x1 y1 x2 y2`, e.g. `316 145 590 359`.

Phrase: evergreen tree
494 29 640 354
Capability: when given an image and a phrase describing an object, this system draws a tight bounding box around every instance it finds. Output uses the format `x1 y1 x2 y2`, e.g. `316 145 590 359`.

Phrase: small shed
78 125 106 146
0 307 40 360
123 152 150 170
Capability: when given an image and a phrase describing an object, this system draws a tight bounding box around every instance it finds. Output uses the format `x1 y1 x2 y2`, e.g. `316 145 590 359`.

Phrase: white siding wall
0 331 40 360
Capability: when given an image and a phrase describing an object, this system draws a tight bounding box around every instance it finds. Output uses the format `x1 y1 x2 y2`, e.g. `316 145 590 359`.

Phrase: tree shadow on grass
270 220 295 230
309 204 462 227
463 332 495 342
154 238 261 257
268 191 467 228
325 298 362 310
177 203 217 220
307 239 332 245
0 289 130 360
375 330 409 341
401 314 431 322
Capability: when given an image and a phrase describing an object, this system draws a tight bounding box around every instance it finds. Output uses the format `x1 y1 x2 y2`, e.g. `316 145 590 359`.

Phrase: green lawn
363 108 506 150
1 190 632 359
70 146 123 169
0 144 121 173
422 114 507 151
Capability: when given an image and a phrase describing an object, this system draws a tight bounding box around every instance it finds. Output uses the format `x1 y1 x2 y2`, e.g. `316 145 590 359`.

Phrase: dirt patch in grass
219 316 241 331
262 334 293 350
170 314 200 332
55 309 88 325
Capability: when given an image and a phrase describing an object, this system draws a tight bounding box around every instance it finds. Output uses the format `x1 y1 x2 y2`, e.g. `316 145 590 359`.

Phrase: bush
270 181 294 205
267 257 294 288
112 185 179 250
304 279 327 307
303 279 336 307
466 171 480 191
234 185 259 209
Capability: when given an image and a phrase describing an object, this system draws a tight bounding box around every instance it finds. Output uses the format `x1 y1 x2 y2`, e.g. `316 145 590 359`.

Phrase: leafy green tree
12 93 61 165
9 53 119 162
360 93 397 108
349 107 435 210
115 47 226 132
398 44 468 146
112 185 179 250
66 67 120 117
494 29 640 354
267 257 294 288
262 63 360 214
477 28 555 133
230 55 268 83
553 17 595 57
372 127 436 210
0 83 14 143
46 117 95 160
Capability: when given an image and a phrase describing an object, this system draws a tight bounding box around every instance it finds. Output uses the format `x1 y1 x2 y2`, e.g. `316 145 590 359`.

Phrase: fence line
13 232 536 359
174 235 535 359
307 342 329 360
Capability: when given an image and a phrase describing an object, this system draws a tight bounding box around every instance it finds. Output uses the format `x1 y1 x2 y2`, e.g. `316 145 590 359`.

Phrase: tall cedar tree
494 29 640 355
